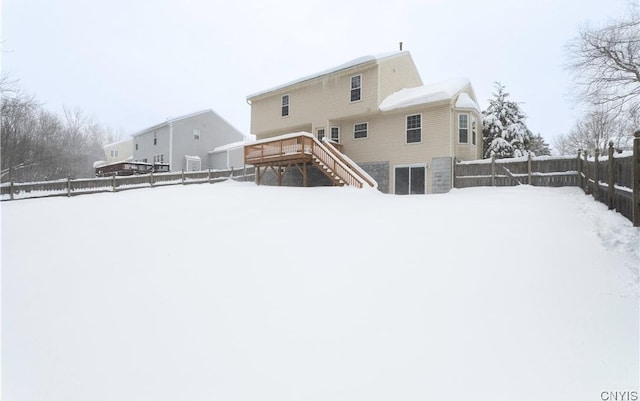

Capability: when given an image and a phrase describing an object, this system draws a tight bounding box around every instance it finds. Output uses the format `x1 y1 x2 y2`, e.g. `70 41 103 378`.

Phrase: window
153 154 165 163
330 126 340 143
135 143 138 150
317 128 325 141
353 122 368 139
153 132 157 145
193 129 200 140
459 114 469 143
406 114 422 143
350 75 361 102
471 116 477 145
394 165 426 195
281 94 289 117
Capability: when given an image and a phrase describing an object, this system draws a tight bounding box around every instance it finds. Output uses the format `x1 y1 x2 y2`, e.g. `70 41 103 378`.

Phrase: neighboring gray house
132 109 246 171
208 140 248 170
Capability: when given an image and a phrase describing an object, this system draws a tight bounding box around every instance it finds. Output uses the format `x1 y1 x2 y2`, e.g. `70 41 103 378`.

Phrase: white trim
350 74 362 103
458 113 469 144
281 94 290 117
330 126 340 143
353 122 368 140
405 113 422 144
393 163 427 195
471 115 477 146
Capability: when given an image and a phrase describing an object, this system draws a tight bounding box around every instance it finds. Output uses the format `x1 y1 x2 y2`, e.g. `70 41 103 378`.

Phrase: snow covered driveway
2 182 638 401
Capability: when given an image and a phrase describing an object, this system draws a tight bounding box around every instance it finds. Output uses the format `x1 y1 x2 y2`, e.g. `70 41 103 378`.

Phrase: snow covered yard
2 181 638 401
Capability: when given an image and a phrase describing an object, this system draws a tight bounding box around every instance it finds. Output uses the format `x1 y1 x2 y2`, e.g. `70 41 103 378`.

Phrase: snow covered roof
209 140 249 154
455 92 480 112
131 109 212 137
379 78 471 112
103 137 133 148
184 155 201 161
247 52 406 99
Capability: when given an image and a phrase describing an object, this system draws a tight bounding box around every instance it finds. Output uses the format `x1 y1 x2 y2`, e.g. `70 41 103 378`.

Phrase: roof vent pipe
399 42 403 51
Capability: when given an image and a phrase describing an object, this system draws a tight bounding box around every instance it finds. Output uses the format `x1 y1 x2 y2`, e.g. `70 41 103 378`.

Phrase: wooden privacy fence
455 130 640 226
0 166 255 201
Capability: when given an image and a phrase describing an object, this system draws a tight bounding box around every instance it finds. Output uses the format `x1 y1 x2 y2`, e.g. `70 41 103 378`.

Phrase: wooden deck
244 134 374 188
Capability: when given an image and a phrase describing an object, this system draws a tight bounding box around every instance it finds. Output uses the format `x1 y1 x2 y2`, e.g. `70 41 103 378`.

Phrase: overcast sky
2 0 634 147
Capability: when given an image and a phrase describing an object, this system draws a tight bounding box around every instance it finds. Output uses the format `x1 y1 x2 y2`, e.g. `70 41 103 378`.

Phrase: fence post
607 142 615 210
112 175 117 192
181 169 185 185
67 175 71 197
150 170 154 187
577 150 583 191
633 130 640 227
593 149 599 200
491 156 496 186
230 167 234 179
208 168 211 183
9 180 14 201
527 153 532 185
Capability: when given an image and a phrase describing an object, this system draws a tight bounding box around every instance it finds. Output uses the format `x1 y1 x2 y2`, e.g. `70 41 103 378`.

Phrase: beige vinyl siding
453 109 482 161
377 53 423 100
341 103 451 193
104 138 133 163
250 65 381 139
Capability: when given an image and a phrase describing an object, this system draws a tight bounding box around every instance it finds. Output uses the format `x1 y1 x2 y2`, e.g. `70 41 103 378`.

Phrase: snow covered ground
2 181 638 401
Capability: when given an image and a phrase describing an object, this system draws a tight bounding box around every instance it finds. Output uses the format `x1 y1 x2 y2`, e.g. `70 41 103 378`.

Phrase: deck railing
244 134 369 188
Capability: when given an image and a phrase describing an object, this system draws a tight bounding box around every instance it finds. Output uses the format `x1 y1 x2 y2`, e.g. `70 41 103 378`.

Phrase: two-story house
102 138 134 164
132 109 246 171
246 51 482 194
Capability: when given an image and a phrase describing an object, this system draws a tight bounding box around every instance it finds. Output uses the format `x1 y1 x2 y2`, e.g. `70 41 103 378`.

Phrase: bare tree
552 107 635 155
567 8 640 114
1 82 119 182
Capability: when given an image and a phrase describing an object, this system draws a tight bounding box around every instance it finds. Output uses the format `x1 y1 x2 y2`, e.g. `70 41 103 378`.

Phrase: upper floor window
350 75 361 102
471 116 477 145
317 128 325 141
406 114 422 144
281 94 289 117
354 122 368 139
153 132 157 145
459 114 469 143
135 143 138 151
330 126 340 143
193 129 201 140
110 150 118 157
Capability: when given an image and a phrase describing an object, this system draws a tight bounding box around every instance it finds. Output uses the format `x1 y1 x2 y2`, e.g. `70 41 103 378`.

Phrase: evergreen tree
482 82 533 159
528 133 551 156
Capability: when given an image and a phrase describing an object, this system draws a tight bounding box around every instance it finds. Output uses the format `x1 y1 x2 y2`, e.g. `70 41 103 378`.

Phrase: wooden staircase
244 133 376 188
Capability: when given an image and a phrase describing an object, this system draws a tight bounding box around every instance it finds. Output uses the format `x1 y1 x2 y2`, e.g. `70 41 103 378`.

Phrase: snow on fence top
457 154 579 165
